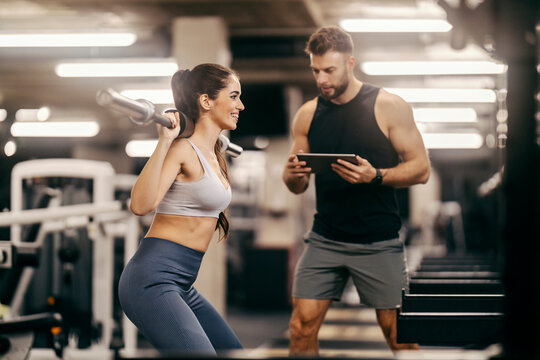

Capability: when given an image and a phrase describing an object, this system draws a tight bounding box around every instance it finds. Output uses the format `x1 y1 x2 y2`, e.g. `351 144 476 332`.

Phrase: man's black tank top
308 83 401 243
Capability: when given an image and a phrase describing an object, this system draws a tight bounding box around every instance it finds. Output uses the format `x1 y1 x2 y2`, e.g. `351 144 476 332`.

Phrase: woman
118 63 244 354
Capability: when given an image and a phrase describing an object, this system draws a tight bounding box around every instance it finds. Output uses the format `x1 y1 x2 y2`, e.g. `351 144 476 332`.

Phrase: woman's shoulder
168 137 198 162
170 137 193 151
166 137 202 179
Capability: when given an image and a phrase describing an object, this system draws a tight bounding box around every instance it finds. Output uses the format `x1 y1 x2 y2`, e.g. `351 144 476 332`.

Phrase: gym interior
0 1 538 359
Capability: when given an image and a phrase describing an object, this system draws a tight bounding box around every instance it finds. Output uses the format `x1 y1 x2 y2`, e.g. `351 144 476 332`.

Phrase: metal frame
0 158 140 355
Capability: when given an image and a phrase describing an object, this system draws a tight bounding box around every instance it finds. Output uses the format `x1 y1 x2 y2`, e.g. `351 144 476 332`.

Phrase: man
282 25 430 355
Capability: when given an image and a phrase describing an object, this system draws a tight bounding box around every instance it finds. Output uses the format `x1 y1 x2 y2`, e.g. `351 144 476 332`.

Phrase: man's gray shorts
292 231 409 309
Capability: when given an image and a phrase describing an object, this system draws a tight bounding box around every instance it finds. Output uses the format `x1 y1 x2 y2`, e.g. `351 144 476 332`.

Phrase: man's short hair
305 25 354 56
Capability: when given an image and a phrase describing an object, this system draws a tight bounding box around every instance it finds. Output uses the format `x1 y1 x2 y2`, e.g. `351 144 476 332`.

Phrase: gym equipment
96 88 193 135
0 159 140 358
0 312 65 358
408 251 504 294
397 312 504 346
400 281 505 345
413 264 495 272
411 270 501 280
96 88 243 158
418 255 495 266
401 291 504 313
409 278 504 294
0 201 121 229
397 247 505 347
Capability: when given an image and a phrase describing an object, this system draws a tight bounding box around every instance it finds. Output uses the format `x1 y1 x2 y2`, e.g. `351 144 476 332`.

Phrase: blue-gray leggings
118 237 242 355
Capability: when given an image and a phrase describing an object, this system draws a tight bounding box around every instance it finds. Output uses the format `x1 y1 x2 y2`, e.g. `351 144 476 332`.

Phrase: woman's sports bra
156 139 232 218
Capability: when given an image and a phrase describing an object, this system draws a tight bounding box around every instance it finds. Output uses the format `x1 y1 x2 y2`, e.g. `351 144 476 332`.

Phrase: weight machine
0 159 140 359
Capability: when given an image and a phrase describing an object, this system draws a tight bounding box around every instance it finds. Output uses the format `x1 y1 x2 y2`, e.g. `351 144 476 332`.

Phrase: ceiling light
421 133 483 149
361 61 507 75
15 107 50 122
11 121 100 137
413 108 478 123
386 88 496 103
120 89 173 105
353 3 446 18
339 19 452 33
0 109 6 122
55 61 178 77
125 139 157 157
4 140 17 157
0 32 137 47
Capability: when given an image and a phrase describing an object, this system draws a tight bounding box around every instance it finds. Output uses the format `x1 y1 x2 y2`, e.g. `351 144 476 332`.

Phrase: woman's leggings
118 237 243 355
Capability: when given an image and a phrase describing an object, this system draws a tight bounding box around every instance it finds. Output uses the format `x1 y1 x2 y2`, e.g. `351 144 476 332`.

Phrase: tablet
296 153 358 174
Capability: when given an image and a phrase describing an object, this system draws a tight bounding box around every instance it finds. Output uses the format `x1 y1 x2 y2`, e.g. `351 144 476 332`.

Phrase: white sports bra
156 139 231 218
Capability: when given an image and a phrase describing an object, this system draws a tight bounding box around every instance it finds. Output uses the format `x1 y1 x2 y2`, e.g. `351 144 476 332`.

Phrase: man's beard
319 74 349 100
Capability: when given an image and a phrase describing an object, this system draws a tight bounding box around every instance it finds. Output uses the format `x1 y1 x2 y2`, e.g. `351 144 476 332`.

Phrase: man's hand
284 152 312 179
331 155 377 184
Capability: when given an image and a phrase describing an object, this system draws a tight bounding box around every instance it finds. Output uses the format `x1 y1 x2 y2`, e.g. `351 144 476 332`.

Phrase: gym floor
226 306 291 349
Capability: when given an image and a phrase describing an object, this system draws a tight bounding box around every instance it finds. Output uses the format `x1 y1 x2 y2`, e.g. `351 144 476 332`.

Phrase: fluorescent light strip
0 33 137 47
339 19 452 33
421 133 483 149
386 88 496 103
125 132 484 155
11 121 100 137
55 61 178 77
120 89 173 105
362 61 507 75
0 109 6 122
15 107 50 122
125 139 157 157
413 108 477 123
352 4 446 18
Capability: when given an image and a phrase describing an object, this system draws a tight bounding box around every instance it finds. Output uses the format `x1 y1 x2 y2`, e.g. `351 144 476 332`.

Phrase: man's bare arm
282 99 317 194
375 90 430 187
331 90 430 187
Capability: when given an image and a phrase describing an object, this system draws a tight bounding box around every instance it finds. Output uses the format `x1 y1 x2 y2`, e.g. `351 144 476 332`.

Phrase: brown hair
171 63 238 241
305 25 354 56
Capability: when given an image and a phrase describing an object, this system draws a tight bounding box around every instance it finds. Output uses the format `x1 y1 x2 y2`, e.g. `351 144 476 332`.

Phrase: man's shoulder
299 96 319 115
292 97 319 134
374 88 414 127
375 88 408 109
295 97 319 122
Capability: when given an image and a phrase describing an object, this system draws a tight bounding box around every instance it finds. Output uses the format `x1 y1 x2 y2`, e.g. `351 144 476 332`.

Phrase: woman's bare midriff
145 213 219 252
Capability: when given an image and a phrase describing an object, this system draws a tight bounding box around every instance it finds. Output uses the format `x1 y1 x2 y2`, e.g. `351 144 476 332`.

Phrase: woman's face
210 75 244 130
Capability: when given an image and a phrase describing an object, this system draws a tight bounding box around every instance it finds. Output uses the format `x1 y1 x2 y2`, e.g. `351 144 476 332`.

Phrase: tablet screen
296 153 358 174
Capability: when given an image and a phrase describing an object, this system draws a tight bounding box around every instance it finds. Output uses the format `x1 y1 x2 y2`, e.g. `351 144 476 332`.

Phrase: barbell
96 88 242 157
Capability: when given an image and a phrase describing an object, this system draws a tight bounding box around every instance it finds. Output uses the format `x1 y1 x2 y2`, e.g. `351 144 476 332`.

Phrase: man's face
309 51 352 100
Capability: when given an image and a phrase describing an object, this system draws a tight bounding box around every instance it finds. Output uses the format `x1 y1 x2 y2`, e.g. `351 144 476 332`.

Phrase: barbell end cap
95 88 115 106
226 143 243 158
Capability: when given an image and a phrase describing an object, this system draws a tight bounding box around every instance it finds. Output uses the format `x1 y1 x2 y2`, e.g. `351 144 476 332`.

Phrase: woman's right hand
159 112 181 141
